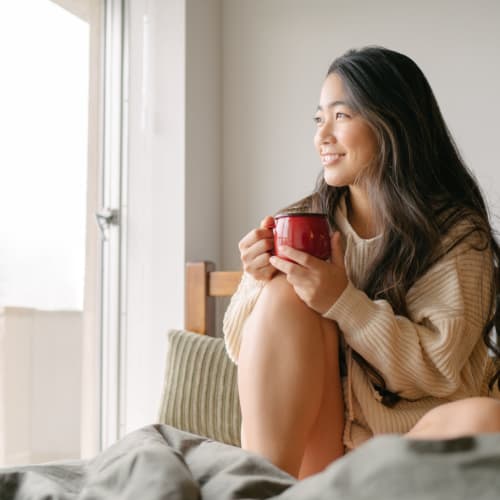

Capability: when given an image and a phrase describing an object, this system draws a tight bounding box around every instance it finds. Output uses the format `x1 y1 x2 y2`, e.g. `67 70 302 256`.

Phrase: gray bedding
1 424 500 499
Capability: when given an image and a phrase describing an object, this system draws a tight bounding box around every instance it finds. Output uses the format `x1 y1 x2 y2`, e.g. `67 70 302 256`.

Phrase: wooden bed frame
185 261 242 336
184 262 499 335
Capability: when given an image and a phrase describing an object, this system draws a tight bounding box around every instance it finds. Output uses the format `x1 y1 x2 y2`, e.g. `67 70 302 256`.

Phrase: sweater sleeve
323 243 493 400
223 272 266 364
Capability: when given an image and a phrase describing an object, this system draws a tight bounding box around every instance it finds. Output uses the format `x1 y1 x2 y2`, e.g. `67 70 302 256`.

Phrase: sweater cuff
322 281 378 335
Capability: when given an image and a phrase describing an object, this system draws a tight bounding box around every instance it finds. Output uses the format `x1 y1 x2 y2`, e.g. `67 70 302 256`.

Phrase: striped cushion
158 329 241 446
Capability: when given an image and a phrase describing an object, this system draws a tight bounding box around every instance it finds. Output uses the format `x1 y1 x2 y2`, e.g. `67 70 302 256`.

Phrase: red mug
273 213 331 261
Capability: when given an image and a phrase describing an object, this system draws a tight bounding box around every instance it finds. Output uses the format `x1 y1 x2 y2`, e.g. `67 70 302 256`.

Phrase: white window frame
99 0 128 450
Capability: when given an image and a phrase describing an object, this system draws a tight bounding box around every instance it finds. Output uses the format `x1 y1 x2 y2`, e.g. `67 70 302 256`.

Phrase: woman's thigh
237 274 344 476
238 273 328 401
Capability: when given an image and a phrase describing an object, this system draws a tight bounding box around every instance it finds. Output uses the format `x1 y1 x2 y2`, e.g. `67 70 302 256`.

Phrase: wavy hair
314 46 500 405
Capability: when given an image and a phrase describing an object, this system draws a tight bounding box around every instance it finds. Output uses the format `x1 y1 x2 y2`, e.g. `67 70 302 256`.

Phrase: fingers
260 215 275 229
268 252 311 283
267 234 347 313
252 263 277 281
238 226 273 252
269 245 326 285
241 237 274 263
244 251 277 280
268 254 297 276
238 216 276 280
272 246 317 268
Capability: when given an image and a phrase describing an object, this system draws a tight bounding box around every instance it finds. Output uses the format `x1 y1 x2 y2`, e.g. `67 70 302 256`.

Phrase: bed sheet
1 424 499 499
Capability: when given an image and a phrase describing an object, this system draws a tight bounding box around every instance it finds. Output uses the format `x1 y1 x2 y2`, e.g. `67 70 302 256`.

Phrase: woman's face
313 73 378 188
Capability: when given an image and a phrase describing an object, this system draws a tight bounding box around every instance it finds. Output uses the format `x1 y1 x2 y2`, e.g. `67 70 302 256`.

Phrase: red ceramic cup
273 213 331 261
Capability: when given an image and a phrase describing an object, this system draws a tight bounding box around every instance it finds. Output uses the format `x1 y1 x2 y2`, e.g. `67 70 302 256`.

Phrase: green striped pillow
158 329 241 446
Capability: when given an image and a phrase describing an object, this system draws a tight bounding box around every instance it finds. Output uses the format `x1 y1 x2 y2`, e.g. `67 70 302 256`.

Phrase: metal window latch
96 208 120 240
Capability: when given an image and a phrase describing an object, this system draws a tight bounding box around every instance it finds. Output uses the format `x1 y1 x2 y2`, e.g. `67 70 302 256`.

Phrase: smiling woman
224 46 500 479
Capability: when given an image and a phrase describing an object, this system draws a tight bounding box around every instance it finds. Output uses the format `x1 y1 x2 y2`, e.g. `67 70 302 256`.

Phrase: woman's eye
336 112 349 119
313 115 323 125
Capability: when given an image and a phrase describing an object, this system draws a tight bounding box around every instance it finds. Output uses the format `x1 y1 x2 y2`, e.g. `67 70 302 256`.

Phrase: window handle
96 208 119 240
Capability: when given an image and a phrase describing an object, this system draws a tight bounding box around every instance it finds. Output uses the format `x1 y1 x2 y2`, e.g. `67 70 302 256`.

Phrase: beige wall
221 0 500 268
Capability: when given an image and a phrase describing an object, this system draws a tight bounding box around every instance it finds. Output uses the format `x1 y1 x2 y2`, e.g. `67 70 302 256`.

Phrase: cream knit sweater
223 198 496 449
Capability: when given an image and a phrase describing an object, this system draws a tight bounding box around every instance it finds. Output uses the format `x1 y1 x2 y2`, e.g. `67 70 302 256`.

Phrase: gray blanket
1 424 500 499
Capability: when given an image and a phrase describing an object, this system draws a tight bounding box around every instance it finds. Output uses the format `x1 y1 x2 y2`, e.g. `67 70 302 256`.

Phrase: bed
1 261 500 500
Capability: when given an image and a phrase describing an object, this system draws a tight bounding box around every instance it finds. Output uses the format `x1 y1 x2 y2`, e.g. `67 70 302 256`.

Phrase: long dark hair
315 46 500 405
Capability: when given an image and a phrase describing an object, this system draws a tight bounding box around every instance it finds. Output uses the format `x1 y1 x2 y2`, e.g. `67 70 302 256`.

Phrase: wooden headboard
185 261 242 336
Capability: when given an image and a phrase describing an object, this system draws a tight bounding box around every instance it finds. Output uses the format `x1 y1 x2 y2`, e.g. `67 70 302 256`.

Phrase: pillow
158 329 241 447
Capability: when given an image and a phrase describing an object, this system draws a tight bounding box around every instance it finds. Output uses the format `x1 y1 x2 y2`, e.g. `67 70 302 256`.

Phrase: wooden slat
208 271 242 296
185 263 242 336
185 261 215 335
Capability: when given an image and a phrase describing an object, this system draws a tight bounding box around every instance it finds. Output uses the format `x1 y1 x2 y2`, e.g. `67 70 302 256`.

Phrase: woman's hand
268 231 348 314
238 216 278 281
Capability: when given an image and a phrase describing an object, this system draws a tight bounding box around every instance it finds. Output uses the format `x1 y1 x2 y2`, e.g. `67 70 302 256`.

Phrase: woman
223 46 500 479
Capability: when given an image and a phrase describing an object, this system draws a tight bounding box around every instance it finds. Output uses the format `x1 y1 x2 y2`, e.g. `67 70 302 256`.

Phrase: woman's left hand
269 231 348 314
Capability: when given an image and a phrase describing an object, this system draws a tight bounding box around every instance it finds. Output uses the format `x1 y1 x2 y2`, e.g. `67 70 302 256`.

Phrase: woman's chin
323 172 348 188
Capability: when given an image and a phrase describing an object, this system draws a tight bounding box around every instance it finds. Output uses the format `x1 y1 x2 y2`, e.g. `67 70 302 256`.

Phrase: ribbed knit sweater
223 198 496 449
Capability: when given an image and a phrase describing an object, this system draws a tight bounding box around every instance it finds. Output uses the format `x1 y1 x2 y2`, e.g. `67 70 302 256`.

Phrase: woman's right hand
238 215 278 281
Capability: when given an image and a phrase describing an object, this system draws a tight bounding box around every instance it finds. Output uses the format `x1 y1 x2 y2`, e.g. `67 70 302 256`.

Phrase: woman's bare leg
297 317 344 478
238 274 344 478
406 397 500 439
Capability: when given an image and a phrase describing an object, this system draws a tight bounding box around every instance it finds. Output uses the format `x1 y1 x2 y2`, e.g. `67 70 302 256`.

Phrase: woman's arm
324 243 493 399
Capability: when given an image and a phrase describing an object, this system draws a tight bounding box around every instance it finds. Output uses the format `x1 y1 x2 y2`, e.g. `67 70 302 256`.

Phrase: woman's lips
321 153 345 165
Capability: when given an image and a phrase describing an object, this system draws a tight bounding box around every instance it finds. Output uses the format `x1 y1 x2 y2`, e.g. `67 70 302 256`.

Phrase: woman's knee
261 273 304 307
251 273 318 326
440 397 500 434
464 397 500 433
408 397 500 439
241 273 330 360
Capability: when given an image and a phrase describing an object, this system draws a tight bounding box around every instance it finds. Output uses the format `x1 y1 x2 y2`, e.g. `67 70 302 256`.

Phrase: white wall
185 0 222 264
123 0 222 434
222 0 500 268
124 0 185 436
0 309 82 465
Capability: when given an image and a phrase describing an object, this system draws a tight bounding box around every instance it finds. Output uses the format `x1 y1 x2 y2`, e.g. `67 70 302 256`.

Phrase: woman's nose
318 124 336 144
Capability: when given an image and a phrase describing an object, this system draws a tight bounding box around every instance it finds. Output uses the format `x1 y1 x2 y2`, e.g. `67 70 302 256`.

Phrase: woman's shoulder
437 209 491 257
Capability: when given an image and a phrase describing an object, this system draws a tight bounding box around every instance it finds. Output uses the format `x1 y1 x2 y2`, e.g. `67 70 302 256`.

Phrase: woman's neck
346 186 378 239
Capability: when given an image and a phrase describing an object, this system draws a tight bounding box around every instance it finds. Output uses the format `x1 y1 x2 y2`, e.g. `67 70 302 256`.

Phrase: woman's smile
321 153 346 166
